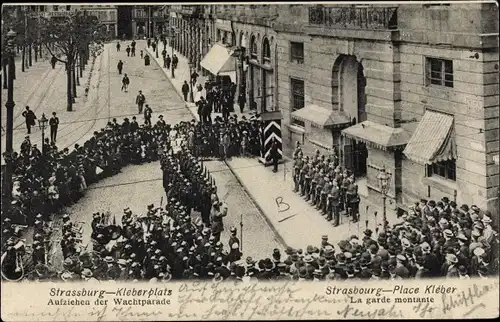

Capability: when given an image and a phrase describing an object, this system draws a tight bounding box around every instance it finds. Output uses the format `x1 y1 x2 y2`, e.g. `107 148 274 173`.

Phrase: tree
38 11 101 111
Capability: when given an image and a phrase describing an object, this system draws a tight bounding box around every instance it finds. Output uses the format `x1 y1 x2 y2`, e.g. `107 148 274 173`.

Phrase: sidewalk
224 157 402 251
142 41 256 121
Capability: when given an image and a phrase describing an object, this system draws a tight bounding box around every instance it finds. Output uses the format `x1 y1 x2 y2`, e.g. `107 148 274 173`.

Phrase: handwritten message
2 279 499 321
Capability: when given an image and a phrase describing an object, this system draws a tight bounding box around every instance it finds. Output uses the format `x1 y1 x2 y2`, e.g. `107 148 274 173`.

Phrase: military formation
293 143 360 227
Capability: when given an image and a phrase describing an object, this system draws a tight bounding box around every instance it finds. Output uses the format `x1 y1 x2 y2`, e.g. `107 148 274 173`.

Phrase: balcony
179 5 204 17
308 5 398 30
30 11 74 18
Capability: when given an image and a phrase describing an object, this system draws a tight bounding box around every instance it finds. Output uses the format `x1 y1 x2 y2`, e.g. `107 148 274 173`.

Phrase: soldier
227 227 241 263
327 181 341 226
346 179 360 223
320 177 331 214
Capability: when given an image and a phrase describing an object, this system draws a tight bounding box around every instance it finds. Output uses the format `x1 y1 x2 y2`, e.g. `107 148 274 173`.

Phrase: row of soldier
293 143 361 226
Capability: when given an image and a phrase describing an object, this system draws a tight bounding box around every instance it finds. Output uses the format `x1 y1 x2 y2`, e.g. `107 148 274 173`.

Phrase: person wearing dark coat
21 106 37 134
51 55 57 69
117 60 124 74
270 138 280 173
238 92 246 113
49 112 59 143
182 81 190 102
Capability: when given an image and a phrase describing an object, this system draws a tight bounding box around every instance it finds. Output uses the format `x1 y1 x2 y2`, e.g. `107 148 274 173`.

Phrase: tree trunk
75 59 80 86
66 63 73 111
21 44 25 72
28 44 32 66
72 63 77 99
34 42 38 62
79 54 83 77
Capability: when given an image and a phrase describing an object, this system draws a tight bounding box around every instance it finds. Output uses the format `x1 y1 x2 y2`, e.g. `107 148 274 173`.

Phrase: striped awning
342 121 413 150
291 104 350 129
403 110 457 164
200 43 236 76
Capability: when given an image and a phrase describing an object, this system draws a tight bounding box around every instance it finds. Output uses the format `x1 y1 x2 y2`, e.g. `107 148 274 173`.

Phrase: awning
342 121 413 150
291 104 351 129
403 110 456 164
200 43 236 76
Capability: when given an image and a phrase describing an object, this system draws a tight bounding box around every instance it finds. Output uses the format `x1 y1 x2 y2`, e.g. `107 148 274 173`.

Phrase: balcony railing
309 5 398 30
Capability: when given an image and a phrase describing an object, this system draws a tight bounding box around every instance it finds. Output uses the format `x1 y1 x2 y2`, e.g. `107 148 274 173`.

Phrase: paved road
14 43 281 270
203 160 284 259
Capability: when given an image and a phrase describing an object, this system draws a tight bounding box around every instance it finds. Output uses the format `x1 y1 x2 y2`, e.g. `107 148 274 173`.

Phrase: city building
169 5 206 72
28 4 118 38
171 3 499 219
130 5 169 39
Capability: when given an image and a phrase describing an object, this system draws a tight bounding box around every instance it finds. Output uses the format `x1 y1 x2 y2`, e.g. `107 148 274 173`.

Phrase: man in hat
445 254 459 278
327 181 341 226
136 90 146 114
363 229 376 249
144 104 153 126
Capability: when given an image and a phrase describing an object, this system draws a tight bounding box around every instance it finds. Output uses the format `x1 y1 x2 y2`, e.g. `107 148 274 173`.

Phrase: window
250 36 257 59
53 5 58 11
291 78 305 126
39 5 45 11
290 41 304 64
427 159 456 181
66 5 71 11
426 57 453 88
262 38 271 63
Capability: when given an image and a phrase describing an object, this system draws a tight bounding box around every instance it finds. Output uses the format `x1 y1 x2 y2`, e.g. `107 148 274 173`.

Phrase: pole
3 35 16 208
382 194 387 232
171 36 175 78
189 64 194 103
41 127 45 155
240 213 243 251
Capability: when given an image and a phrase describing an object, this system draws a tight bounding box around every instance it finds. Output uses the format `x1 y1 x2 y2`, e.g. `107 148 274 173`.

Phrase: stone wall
399 40 499 213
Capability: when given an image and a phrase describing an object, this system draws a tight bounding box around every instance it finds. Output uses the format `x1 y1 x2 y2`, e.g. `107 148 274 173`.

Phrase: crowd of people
1 109 498 281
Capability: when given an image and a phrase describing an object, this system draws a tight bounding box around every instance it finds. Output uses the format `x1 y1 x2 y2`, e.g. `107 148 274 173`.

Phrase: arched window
250 35 257 59
262 38 271 63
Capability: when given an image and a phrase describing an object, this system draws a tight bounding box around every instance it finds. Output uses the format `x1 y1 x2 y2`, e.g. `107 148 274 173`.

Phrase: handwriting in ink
441 281 500 317
275 196 290 212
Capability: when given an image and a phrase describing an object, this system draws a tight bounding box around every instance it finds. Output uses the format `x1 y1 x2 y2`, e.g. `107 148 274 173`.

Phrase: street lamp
170 27 177 79
38 113 48 154
189 62 195 103
377 166 391 232
3 28 17 207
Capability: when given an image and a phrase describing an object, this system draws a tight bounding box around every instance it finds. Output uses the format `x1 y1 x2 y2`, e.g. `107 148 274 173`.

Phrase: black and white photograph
0 1 499 320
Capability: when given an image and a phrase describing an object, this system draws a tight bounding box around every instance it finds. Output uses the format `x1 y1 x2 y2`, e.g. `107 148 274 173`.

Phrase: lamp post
377 166 391 232
3 28 17 207
38 113 48 155
170 27 177 79
189 62 194 103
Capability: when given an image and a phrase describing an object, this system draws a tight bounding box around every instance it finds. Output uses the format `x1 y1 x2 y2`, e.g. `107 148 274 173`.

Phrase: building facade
169 5 206 71
131 5 169 39
170 3 499 218
274 3 498 218
29 4 118 38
